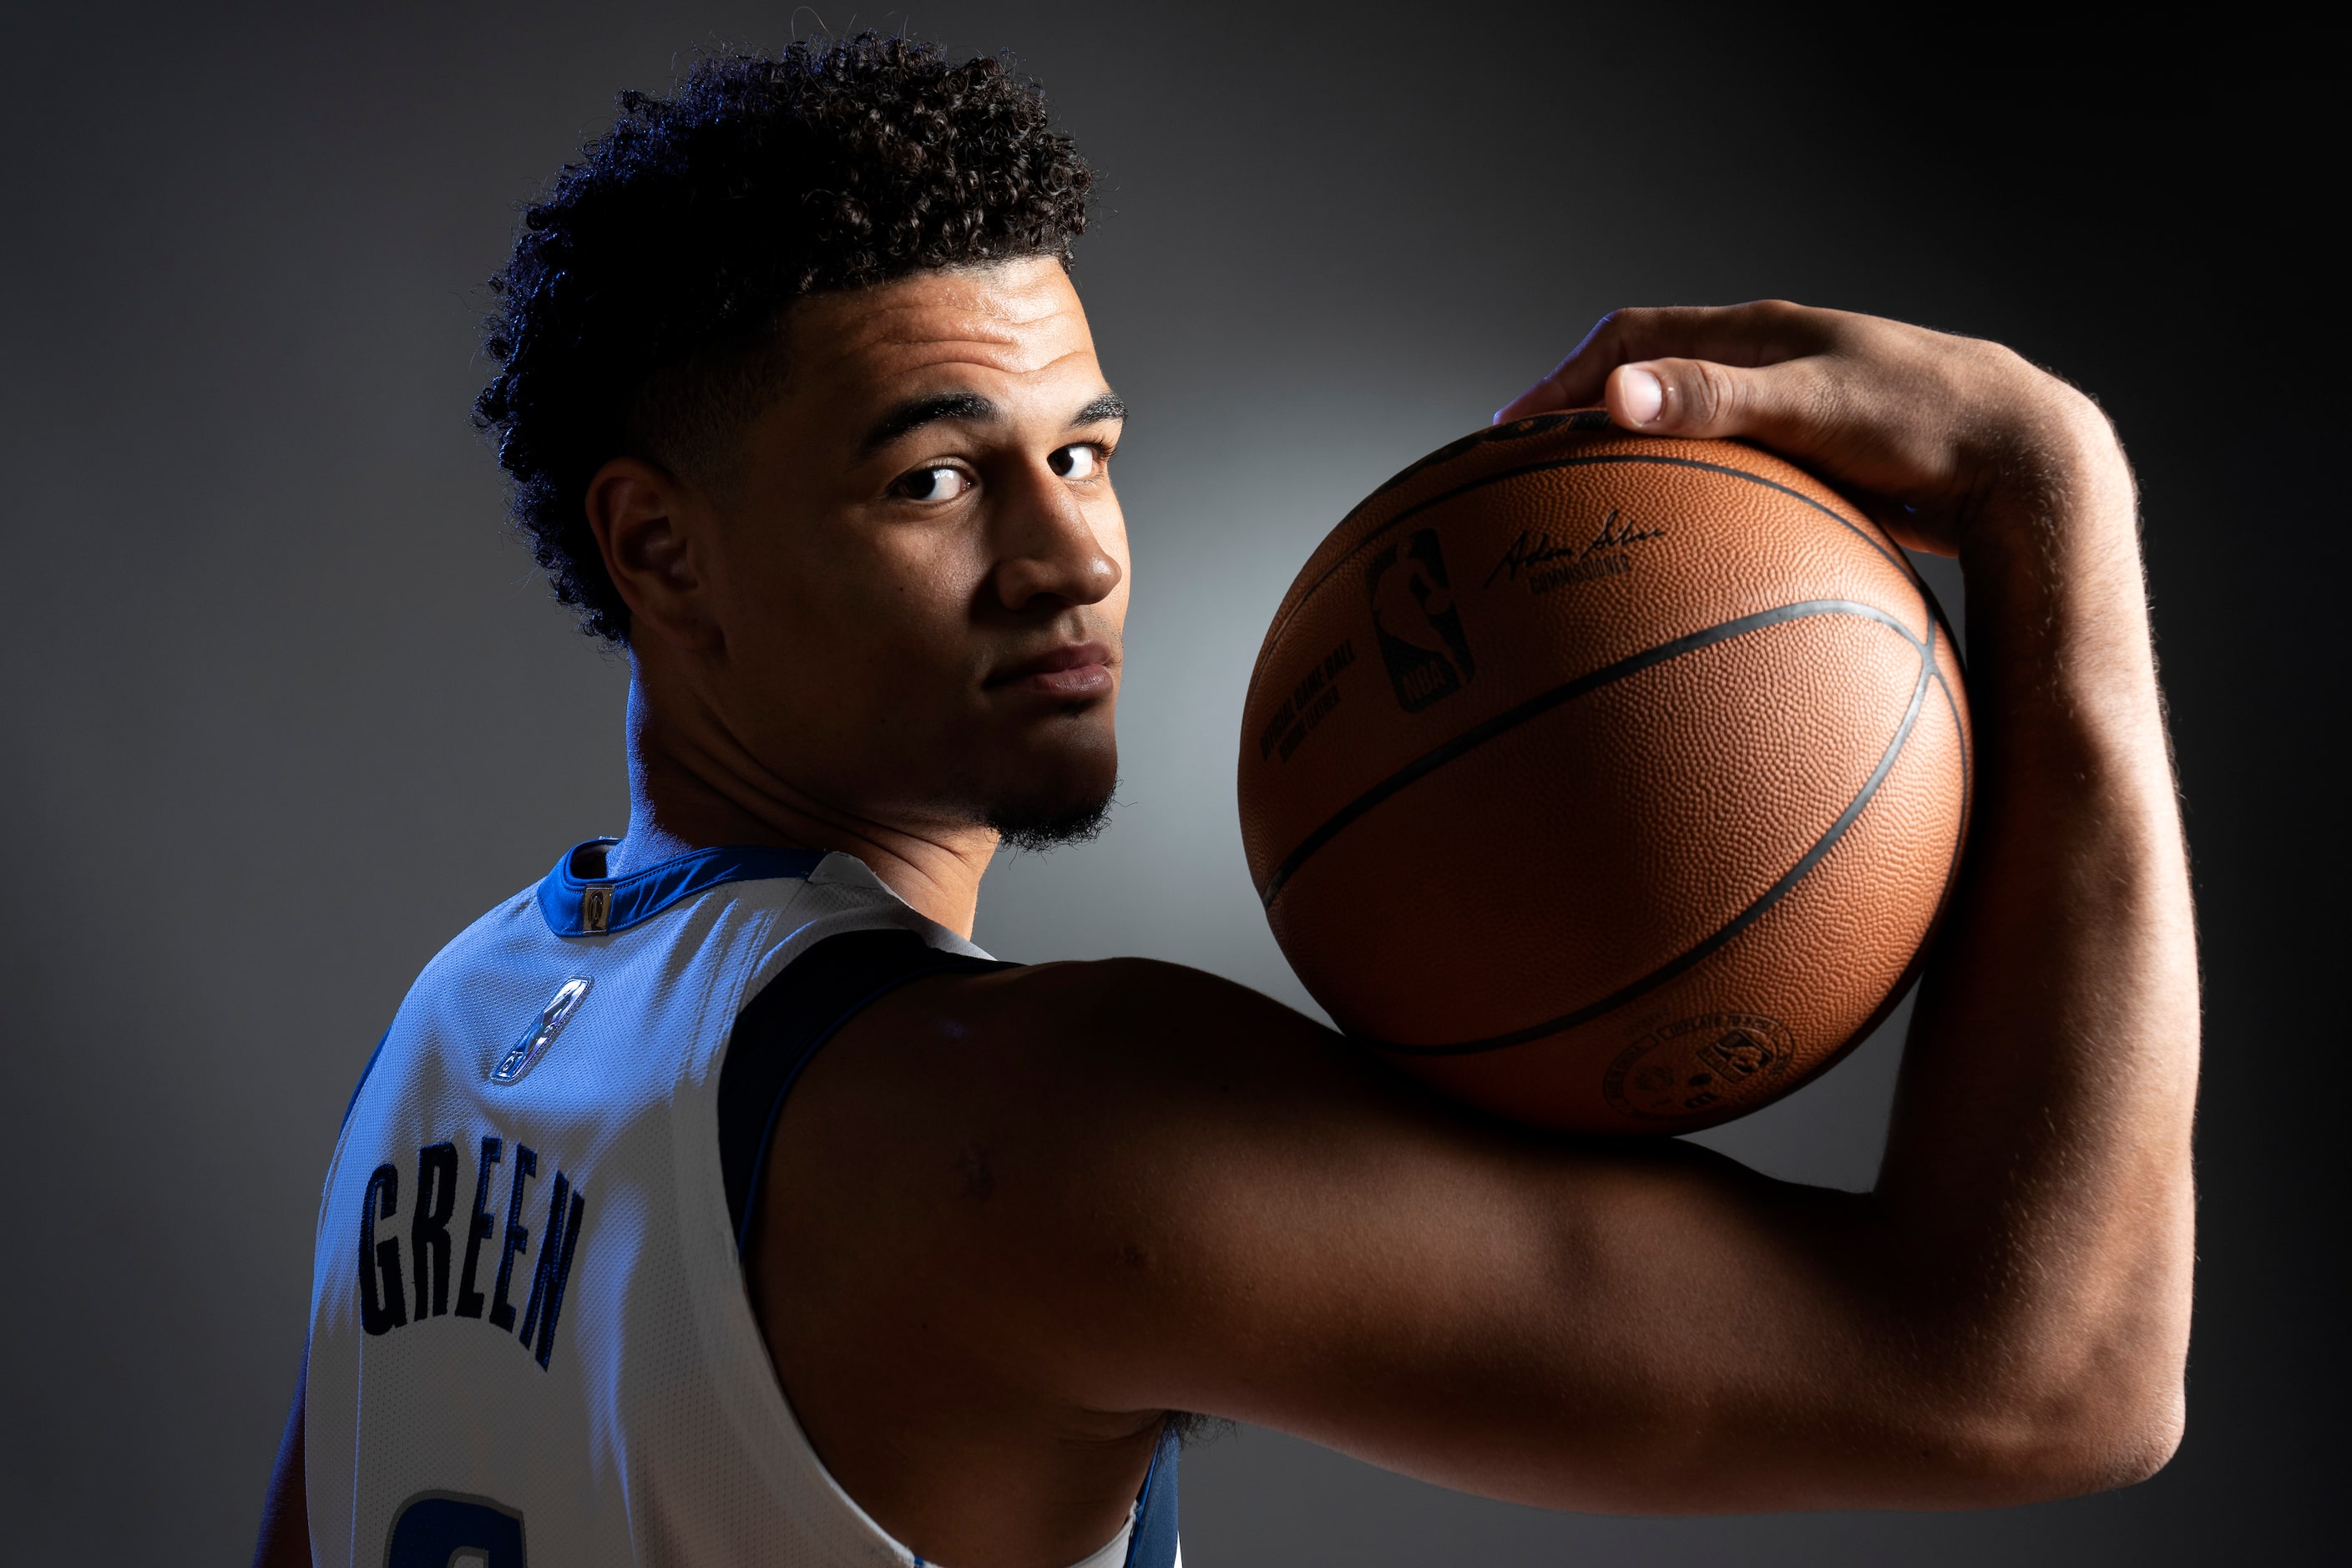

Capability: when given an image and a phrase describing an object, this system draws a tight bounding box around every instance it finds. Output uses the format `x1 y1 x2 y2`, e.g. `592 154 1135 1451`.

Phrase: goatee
989 786 1115 853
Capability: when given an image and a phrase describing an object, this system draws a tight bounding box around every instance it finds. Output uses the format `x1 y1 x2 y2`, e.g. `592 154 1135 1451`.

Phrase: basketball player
255 36 2197 1568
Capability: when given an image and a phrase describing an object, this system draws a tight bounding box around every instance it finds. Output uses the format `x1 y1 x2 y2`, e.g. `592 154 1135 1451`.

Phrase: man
257 34 2196 1568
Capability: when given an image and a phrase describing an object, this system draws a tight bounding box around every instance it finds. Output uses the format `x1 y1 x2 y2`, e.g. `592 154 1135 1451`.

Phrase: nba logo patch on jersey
492 979 592 1085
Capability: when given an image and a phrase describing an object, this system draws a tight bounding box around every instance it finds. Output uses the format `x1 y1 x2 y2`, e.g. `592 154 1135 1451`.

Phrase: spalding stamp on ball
1602 1012 1796 1120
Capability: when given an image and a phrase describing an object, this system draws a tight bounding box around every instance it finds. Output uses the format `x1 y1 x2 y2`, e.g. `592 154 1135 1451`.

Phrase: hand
1493 301 2125 559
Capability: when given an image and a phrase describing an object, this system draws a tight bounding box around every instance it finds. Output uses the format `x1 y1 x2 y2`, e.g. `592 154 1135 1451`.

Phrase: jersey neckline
537 839 828 938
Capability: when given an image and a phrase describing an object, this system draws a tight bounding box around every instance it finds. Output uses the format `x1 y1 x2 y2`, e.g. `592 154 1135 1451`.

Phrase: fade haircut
473 35 1094 644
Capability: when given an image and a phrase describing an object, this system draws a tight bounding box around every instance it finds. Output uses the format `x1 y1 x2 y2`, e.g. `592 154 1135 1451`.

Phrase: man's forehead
794 259 1095 388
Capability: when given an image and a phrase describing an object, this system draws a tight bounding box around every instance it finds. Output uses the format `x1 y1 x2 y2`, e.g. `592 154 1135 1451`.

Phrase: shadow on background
0 3 2331 1562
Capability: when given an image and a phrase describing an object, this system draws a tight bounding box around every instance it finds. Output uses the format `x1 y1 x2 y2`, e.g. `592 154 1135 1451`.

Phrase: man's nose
990 466 1122 613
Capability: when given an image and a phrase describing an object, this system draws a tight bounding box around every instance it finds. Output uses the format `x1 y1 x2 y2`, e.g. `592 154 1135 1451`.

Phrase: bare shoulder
739 955 1443 1530
747 956 1472 1407
752 955 1446 1303
760 955 1571 1272
746 955 1746 1446
740 950 2142 1514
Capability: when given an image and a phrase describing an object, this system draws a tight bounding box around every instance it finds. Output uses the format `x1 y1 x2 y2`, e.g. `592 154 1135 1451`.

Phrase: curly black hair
473 35 1094 643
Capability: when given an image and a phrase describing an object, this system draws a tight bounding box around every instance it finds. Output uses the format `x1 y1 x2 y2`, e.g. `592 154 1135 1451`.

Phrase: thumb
1606 355 1947 547
1605 357 1798 438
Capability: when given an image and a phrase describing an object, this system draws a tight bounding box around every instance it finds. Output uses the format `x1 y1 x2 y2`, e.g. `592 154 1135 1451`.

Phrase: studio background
0 5 2334 1562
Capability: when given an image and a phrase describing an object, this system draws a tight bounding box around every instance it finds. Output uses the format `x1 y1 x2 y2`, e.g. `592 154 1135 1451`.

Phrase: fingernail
1620 367 1664 425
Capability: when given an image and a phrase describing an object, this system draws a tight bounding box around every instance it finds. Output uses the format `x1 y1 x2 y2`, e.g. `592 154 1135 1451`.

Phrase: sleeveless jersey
305 840 1181 1568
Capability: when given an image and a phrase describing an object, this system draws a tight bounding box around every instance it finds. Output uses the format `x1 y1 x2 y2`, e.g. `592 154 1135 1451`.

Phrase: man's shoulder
851 955 1237 1070
786 953 1359 1195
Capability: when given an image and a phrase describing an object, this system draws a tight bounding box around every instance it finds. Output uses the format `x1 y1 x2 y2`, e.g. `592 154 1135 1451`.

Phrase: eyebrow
858 392 998 456
856 389 1128 457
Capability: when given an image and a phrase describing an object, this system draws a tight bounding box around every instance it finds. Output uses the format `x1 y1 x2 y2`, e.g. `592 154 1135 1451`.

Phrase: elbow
2036 1389 2185 1497
1947 1365 2186 1502
1894 1268 2194 1505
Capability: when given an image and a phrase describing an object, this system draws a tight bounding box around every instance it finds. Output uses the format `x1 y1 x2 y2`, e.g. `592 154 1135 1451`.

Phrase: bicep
870 960 1920 1514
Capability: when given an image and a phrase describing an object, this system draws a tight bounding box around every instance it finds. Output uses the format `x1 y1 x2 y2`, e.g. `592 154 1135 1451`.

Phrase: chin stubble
986 781 1116 853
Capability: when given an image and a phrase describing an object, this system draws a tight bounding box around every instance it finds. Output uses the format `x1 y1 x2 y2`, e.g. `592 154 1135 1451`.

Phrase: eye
1050 444 1103 480
892 465 974 502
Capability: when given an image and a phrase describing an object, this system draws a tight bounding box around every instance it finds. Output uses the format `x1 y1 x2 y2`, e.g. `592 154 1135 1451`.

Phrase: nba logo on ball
1366 528 1474 712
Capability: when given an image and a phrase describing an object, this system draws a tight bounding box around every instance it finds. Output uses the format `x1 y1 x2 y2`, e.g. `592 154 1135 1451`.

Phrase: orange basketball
1237 410 1971 1136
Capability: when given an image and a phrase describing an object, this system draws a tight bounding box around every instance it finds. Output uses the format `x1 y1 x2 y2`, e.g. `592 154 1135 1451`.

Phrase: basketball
1237 410 1972 1136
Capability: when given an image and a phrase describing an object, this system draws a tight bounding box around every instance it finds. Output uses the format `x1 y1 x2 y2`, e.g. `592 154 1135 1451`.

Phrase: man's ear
584 457 722 652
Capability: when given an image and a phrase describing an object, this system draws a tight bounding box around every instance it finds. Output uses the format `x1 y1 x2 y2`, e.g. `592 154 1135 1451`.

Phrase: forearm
1872 396 2196 1476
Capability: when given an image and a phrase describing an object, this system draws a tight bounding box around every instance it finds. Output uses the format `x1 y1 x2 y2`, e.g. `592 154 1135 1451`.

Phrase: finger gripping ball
1237 412 1971 1135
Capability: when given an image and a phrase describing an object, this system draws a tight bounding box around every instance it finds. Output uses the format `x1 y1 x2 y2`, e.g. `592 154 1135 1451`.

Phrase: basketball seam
1259 598 1927 905
1257 452 1904 677
1762 566 1970 1102
1370 619 1940 1058
1911 564 1972 903
1783 624 1973 1102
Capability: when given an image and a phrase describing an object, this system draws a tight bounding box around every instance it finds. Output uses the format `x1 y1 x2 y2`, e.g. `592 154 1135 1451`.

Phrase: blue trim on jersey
341 1027 391 1133
537 839 827 938
1125 1422 1181 1568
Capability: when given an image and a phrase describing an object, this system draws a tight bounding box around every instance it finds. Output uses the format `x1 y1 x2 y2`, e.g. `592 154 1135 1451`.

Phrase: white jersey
306 840 1181 1568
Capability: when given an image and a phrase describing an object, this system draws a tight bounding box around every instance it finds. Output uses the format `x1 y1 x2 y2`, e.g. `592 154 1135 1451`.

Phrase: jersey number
386 1493 526 1567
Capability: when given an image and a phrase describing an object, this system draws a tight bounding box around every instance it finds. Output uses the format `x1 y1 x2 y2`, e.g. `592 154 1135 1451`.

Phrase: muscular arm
752 306 2194 1560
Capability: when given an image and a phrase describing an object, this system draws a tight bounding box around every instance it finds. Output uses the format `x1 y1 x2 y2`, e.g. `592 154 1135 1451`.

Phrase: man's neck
605 674 994 938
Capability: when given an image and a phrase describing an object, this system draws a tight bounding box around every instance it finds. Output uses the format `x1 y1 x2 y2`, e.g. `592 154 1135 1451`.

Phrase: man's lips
987 640 1117 700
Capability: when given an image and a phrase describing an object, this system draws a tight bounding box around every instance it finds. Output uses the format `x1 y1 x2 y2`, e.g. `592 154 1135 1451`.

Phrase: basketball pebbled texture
1237 410 1972 1136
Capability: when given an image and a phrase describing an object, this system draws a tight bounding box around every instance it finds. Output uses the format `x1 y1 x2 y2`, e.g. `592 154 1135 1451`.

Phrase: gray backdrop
0 4 2334 1562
